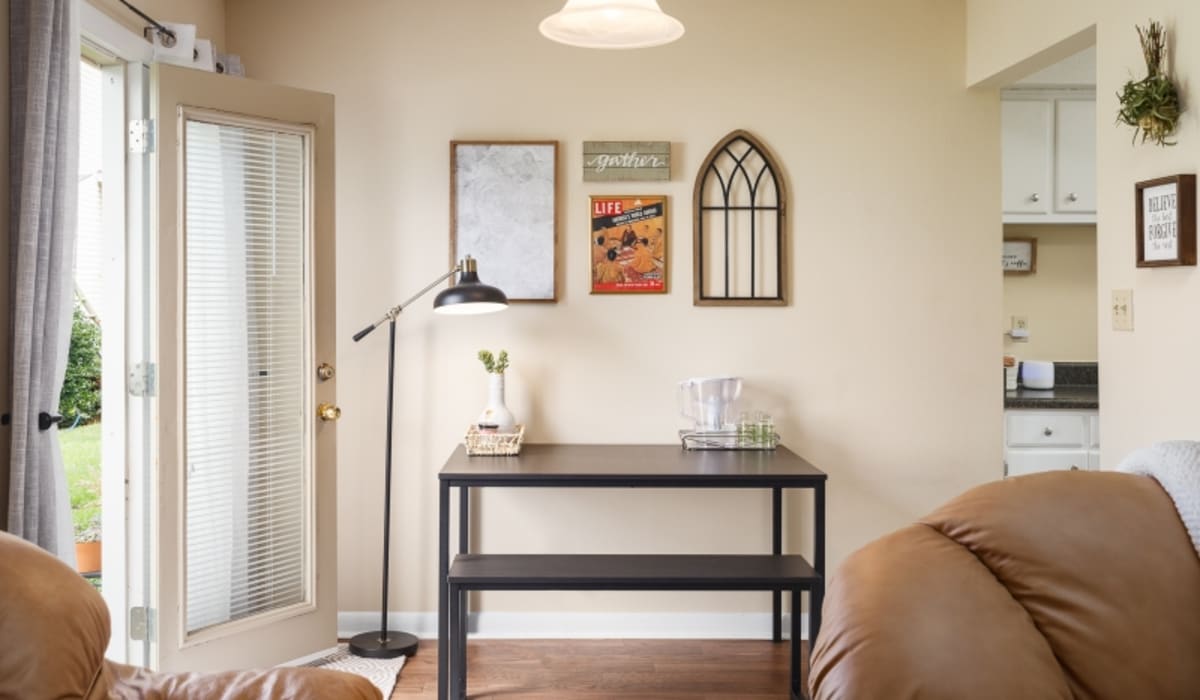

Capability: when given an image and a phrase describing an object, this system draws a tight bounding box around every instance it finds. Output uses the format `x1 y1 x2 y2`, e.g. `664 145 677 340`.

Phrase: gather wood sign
583 141 670 182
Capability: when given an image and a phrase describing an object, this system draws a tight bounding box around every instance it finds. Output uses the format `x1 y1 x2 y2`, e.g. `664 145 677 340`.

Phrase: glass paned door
183 115 312 634
151 64 336 672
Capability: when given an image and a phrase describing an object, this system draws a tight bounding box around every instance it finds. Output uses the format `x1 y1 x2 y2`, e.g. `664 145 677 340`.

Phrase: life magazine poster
590 196 667 293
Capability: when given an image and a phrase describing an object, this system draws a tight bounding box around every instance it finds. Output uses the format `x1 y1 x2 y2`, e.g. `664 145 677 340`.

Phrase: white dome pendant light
539 0 685 49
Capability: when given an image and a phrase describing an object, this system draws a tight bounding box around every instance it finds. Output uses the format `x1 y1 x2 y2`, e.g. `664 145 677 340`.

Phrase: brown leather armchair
0 530 381 700
810 471 1200 700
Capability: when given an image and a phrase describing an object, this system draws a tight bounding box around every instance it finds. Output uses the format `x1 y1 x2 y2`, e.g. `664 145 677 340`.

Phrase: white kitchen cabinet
1004 409 1098 477
1001 90 1096 224
1001 100 1053 216
1054 99 1096 214
1007 450 1088 477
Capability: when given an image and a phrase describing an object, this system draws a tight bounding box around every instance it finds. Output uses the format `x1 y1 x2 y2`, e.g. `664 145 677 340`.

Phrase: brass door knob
317 363 335 381
317 403 342 422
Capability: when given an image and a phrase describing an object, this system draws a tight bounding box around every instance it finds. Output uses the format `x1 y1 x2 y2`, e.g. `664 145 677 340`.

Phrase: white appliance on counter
1021 360 1055 389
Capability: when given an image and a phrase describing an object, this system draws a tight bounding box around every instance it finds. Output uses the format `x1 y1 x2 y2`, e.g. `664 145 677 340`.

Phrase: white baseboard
279 645 343 667
338 611 807 640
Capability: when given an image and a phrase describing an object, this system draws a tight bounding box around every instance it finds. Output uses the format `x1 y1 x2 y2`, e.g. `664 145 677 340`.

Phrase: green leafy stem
478 349 509 374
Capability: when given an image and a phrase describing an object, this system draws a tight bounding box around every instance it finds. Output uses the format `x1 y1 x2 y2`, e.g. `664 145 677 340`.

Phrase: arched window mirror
693 130 787 306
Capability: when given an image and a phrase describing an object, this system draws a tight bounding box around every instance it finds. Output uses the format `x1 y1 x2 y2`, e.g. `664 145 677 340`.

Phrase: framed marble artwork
450 141 559 302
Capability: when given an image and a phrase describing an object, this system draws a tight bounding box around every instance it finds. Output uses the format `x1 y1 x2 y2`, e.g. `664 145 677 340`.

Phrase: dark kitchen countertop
1005 385 1099 410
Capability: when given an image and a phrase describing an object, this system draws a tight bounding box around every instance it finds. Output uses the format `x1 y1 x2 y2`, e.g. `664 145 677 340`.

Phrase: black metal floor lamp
349 255 507 658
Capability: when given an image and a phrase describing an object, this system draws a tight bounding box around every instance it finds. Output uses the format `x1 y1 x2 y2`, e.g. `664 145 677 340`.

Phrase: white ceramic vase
478 372 516 431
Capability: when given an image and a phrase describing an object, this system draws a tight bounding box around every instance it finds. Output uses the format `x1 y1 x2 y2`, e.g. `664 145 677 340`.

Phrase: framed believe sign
1136 174 1196 267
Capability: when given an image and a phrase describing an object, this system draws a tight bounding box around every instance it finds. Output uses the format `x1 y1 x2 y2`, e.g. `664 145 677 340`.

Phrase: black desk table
437 443 827 700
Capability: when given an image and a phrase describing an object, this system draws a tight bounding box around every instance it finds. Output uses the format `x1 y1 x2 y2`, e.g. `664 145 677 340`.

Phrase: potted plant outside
71 477 102 574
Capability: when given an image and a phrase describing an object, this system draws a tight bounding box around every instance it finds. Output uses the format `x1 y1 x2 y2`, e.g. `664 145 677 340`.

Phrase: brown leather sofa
0 530 381 700
810 471 1200 699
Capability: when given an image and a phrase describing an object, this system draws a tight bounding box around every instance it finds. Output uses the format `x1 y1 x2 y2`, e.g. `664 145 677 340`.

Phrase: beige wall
965 0 1095 87
1097 3 1200 465
226 0 1003 616
86 0 225 49
1003 225 1097 362
1 3 10 529
969 1 1200 467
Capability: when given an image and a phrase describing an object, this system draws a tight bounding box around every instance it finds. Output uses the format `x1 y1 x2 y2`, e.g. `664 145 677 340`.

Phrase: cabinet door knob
1043 427 1053 436
1067 192 1078 202
1030 193 1041 203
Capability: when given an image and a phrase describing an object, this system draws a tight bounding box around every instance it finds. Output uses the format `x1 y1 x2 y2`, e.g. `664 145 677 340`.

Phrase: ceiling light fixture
539 0 685 50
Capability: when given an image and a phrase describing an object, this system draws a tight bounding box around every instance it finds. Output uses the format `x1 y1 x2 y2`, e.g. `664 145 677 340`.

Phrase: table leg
790 588 802 699
438 481 450 700
458 586 469 700
814 482 825 578
448 583 463 700
809 582 823 660
458 487 469 654
772 487 782 643
459 487 469 554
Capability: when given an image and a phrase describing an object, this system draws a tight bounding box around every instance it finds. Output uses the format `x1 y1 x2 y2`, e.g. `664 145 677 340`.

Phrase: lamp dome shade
433 269 509 315
539 0 684 50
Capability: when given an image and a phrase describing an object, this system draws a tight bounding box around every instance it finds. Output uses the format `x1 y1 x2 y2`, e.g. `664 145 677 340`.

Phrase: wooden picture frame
1135 174 1196 267
450 141 559 302
1002 238 1037 275
693 130 787 306
589 195 667 294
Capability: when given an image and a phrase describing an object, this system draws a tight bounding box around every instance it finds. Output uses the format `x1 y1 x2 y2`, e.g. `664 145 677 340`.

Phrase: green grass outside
61 422 102 542
61 422 101 474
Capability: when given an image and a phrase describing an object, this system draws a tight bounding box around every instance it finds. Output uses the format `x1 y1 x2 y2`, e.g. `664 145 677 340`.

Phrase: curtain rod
116 0 177 48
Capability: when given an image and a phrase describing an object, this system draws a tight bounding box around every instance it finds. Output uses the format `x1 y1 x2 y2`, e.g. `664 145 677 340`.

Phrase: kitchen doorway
998 46 1101 478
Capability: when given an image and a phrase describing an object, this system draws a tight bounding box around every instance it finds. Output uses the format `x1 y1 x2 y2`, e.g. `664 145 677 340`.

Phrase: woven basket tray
464 424 525 456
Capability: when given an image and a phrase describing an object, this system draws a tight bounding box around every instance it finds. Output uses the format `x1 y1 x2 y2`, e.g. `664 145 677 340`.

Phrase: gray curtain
7 0 79 560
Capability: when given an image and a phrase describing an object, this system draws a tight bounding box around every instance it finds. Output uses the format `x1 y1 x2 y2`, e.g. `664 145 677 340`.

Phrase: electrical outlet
1012 316 1029 331
1112 289 1134 331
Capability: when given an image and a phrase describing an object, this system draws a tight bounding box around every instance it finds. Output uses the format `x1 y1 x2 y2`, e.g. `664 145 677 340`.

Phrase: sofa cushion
812 471 1200 700
922 471 1200 698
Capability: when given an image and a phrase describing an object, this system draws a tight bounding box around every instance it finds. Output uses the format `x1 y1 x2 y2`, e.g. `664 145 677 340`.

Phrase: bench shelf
447 553 821 700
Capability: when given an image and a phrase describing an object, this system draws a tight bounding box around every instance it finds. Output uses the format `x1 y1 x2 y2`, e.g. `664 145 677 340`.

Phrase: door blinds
183 115 311 634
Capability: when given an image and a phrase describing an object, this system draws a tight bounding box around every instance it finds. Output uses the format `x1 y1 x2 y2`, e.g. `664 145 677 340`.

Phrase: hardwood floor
391 639 807 699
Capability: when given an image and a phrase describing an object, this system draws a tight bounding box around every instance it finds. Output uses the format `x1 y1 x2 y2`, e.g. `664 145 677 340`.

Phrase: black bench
446 553 822 700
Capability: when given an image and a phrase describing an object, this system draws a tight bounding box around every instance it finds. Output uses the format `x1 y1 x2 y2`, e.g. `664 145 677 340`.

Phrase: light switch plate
1112 289 1133 331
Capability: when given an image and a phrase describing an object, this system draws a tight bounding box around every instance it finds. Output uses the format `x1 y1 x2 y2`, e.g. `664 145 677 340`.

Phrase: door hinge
129 118 155 154
128 362 157 397
130 606 157 642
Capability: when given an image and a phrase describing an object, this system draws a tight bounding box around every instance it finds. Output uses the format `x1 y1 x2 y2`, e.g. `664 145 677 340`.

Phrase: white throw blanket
1117 440 1200 557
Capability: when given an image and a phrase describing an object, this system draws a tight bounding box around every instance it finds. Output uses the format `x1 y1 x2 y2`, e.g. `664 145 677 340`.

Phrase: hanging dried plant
1116 20 1182 146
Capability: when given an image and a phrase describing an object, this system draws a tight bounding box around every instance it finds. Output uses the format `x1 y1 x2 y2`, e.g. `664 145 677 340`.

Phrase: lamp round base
348 630 419 658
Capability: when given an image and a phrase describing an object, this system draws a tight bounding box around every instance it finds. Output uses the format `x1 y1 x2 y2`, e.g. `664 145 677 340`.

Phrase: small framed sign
1002 238 1037 275
583 141 670 182
1136 174 1196 267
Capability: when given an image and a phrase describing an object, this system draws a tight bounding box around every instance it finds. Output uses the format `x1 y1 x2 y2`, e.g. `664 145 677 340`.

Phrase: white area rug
300 644 406 699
